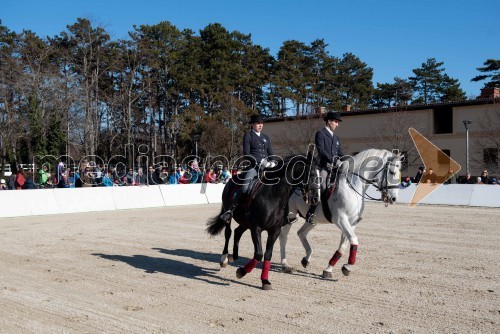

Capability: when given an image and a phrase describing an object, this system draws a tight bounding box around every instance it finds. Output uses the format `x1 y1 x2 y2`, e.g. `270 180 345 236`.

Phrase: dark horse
206 153 320 290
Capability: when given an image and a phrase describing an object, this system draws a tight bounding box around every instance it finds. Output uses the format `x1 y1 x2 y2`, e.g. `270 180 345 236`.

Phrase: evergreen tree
471 59 500 88
409 58 465 104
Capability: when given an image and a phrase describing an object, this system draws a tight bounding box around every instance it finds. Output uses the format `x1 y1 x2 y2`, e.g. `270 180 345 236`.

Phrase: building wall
264 101 500 177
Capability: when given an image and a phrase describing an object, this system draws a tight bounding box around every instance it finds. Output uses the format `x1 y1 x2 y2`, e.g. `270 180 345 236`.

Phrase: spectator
102 171 114 187
489 177 498 185
461 172 474 184
231 167 238 178
400 176 412 188
219 166 231 184
414 166 425 183
181 168 191 184
136 167 147 185
57 162 65 184
38 165 50 188
74 170 82 187
23 172 37 189
159 168 169 184
69 171 76 188
126 168 135 185
0 179 7 190
480 169 489 184
57 172 70 188
421 168 437 184
8 165 17 190
204 168 216 183
168 168 179 184
15 168 26 190
147 166 161 185
444 167 458 184
81 166 93 187
94 164 103 186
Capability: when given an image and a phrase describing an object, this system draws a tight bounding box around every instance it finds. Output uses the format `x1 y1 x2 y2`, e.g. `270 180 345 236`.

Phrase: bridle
347 155 400 207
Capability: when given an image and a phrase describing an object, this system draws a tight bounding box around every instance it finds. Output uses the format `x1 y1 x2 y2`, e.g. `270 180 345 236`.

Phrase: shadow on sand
92 248 257 288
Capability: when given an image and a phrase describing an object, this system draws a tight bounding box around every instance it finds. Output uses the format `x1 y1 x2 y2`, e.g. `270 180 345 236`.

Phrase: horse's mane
264 154 316 180
348 148 393 172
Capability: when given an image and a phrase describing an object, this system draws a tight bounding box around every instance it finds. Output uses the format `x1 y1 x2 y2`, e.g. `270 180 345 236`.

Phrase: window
438 149 451 164
433 106 453 134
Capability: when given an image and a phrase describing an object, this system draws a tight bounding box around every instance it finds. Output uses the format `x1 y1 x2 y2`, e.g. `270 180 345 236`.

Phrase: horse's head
349 149 404 206
380 152 404 206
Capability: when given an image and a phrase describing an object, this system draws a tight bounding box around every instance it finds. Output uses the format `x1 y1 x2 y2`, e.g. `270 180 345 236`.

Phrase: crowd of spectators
1 160 234 190
400 167 499 188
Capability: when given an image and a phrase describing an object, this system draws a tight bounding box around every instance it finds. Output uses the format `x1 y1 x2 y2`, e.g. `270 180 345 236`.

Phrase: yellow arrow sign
408 128 461 207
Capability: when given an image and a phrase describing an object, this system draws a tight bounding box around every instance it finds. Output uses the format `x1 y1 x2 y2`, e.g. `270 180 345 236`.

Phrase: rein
345 158 399 207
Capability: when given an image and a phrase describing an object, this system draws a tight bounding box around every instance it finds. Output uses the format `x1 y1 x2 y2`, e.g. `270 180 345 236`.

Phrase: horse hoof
220 261 228 268
236 267 246 279
228 254 234 263
301 257 309 268
282 265 294 274
341 265 351 276
262 280 272 290
322 270 333 279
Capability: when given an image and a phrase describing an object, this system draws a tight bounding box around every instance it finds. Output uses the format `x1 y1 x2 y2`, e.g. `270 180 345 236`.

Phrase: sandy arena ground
0 202 498 333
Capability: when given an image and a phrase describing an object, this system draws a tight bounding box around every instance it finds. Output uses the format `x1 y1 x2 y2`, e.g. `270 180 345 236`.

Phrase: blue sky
2 0 498 97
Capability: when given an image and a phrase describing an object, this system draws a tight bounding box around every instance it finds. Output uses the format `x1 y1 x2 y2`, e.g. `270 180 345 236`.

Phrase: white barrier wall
367 184 500 207
0 183 498 218
0 184 226 218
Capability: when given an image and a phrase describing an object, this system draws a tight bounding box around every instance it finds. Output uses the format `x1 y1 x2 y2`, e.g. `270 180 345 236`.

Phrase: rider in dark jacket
220 114 274 223
305 111 344 225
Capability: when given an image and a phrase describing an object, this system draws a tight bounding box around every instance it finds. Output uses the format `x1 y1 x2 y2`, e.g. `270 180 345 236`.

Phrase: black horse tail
206 207 227 236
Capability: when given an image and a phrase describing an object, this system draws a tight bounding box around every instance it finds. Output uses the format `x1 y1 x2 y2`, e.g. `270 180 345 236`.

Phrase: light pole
463 120 473 175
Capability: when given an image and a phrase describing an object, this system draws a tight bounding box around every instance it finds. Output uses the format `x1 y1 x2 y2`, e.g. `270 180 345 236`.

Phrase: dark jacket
315 127 344 168
243 131 274 167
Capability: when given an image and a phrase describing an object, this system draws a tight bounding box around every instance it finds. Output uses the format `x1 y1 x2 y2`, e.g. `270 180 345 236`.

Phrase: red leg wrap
260 260 271 281
329 251 342 267
243 258 259 273
348 244 358 265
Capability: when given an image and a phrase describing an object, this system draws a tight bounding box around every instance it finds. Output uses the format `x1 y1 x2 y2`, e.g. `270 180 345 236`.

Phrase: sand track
1 202 498 333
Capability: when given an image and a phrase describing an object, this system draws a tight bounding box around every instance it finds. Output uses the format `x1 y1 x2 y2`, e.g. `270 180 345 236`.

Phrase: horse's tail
206 206 227 236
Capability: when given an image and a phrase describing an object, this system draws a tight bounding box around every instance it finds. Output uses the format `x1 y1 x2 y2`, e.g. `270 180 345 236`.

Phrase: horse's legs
297 222 316 268
322 234 349 278
279 223 293 272
232 225 246 261
236 226 263 280
220 223 232 267
260 227 281 290
323 215 359 278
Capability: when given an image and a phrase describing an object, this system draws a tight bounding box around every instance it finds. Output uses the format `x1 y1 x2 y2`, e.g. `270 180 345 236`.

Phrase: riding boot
220 191 244 223
305 204 318 225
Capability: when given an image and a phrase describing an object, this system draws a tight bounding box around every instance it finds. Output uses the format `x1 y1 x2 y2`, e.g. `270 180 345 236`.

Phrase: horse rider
220 114 275 223
305 111 344 225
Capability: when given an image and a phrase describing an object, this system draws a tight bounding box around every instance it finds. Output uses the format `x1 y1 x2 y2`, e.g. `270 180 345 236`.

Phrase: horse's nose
391 197 397 203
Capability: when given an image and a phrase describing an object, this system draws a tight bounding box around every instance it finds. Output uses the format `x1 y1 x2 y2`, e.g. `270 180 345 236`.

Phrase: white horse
280 148 403 277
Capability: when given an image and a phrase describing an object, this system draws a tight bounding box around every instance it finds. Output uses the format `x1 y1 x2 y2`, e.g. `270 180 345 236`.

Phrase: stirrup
286 217 298 225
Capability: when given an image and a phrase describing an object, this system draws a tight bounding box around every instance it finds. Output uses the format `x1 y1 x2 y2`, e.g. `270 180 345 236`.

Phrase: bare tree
471 102 500 174
274 116 319 156
368 109 425 172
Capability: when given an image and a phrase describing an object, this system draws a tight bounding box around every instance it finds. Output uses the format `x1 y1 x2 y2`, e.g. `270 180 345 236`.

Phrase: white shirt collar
325 126 334 136
253 130 261 137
